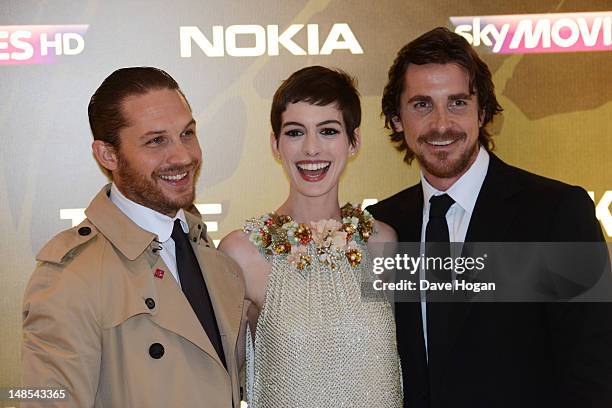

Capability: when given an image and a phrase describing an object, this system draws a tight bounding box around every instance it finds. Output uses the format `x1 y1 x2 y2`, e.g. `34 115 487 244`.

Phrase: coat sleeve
22 261 102 408
545 186 612 407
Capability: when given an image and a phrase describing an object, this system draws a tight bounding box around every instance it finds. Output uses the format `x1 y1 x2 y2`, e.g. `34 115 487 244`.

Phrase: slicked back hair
88 66 189 148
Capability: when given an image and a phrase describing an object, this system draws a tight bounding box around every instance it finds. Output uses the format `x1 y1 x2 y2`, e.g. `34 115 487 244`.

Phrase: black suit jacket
367 153 612 408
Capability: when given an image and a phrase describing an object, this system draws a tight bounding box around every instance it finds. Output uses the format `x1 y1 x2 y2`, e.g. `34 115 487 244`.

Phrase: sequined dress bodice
244 210 403 407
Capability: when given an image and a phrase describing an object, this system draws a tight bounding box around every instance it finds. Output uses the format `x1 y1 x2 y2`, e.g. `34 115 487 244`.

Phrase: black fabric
425 194 455 376
425 194 455 281
367 153 612 408
426 194 455 241
172 219 226 368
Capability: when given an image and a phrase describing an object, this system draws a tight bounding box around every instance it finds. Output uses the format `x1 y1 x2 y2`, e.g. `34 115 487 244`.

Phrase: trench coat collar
86 185 209 261
85 184 166 261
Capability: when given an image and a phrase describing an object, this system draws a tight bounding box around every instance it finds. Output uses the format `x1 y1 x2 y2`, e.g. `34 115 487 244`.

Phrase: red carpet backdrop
1 0 610 393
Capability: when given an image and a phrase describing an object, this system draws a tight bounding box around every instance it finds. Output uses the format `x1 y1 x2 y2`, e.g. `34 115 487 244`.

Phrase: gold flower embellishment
245 204 375 270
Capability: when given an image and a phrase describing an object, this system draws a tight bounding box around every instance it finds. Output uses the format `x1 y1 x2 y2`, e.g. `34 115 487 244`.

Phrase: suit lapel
443 153 524 365
465 153 523 243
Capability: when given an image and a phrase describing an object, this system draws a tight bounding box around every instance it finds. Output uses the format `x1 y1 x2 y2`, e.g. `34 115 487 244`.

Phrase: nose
432 108 451 134
167 139 195 166
302 132 321 156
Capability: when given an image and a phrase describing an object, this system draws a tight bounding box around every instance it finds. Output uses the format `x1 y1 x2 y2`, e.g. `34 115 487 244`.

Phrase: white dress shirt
420 146 490 356
110 183 189 286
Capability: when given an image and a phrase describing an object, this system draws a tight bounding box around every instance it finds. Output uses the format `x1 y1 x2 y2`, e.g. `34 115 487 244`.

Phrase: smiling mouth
426 139 456 146
421 131 466 149
296 161 331 182
158 171 189 186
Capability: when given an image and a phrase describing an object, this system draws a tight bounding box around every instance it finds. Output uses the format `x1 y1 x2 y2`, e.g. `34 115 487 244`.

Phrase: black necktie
172 219 226 368
425 194 455 282
425 194 454 367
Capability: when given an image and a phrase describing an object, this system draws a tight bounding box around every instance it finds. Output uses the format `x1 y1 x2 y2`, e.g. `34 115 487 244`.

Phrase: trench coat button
197 224 202 230
192 237 197 242
78 227 91 236
149 343 164 359
145 298 155 310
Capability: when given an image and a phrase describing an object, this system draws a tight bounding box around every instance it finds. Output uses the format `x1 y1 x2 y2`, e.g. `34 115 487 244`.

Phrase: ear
270 132 280 160
92 140 119 172
479 110 485 127
391 115 404 133
349 128 361 156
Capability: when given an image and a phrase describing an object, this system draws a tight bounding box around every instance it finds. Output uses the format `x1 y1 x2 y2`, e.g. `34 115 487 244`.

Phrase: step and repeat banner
1 0 611 391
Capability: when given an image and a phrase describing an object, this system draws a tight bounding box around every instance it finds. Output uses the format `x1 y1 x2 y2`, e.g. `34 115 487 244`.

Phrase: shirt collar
421 146 489 215
110 183 189 242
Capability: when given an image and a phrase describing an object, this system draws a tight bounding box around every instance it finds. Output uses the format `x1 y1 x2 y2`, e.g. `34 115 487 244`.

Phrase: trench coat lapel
149 257 226 369
87 184 243 374
148 241 243 374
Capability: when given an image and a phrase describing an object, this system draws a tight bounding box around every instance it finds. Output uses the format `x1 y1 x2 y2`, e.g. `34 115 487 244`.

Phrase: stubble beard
115 153 200 217
415 130 479 180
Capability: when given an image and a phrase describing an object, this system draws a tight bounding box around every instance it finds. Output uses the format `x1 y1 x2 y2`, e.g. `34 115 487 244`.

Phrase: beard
115 152 200 216
415 129 479 179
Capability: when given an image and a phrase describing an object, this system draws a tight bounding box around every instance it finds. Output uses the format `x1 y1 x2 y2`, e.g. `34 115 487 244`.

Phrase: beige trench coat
22 185 245 408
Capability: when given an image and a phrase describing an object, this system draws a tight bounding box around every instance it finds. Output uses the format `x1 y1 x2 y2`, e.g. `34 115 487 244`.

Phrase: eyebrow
141 119 196 138
317 119 342 127
282 119 342 129
406 93 473 104
448 93 472 101
406 95 432 104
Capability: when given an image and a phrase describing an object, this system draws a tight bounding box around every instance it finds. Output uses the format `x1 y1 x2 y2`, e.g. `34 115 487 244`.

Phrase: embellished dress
243 204 403 408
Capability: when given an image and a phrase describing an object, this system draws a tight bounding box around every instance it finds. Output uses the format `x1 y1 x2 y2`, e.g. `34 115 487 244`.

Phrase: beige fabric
22 184 245 408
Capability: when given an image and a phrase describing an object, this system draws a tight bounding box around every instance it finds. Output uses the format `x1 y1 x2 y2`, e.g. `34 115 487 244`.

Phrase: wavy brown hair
382 27 503 163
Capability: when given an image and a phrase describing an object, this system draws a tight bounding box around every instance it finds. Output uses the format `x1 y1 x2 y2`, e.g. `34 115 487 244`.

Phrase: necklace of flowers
244 203 374 270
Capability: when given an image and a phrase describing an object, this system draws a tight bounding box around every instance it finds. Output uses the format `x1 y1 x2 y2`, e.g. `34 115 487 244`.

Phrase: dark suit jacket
367 153 612 408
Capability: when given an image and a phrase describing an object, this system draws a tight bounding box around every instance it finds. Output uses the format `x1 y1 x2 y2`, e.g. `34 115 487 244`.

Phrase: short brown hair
271 66 361 146
88 67 189 148
382 27 503 163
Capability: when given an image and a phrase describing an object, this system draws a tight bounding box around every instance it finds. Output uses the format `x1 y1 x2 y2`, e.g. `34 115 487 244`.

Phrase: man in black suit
367 27 612 408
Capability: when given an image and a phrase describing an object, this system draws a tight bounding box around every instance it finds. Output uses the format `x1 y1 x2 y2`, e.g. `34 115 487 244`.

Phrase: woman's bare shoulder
370 220 398 244
218 230 264 268
219 229 271 306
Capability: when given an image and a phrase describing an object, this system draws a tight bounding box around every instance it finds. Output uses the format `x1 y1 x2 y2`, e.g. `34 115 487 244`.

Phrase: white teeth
297 162 330 171
428 140 454 146
159 172 187 181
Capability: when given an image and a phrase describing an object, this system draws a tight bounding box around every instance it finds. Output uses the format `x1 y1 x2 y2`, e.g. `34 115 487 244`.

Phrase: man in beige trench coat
21 67 245 408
